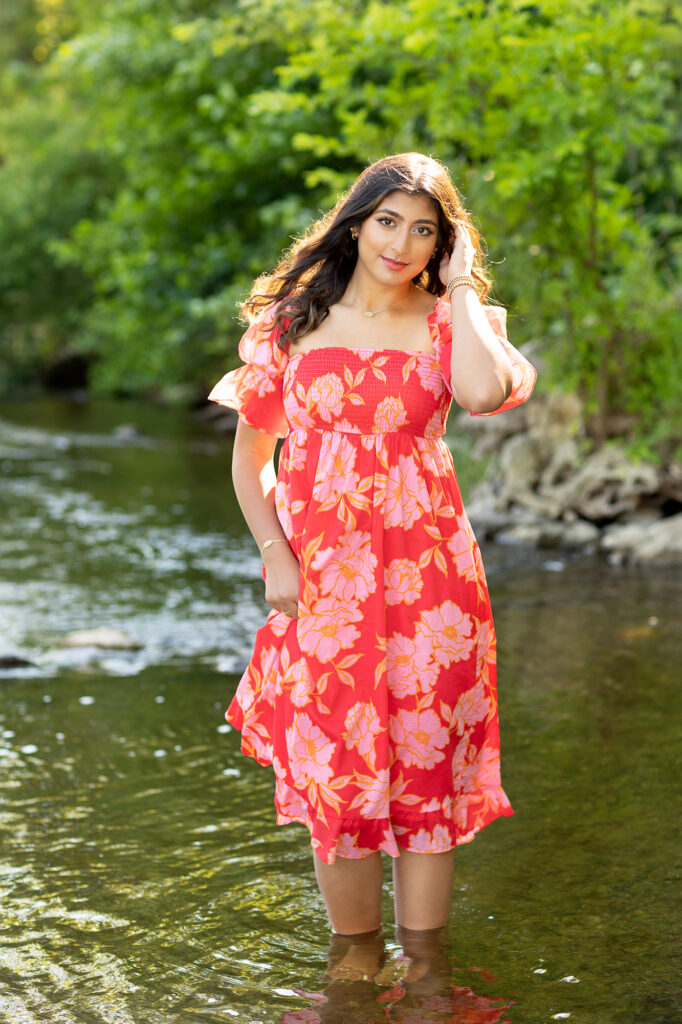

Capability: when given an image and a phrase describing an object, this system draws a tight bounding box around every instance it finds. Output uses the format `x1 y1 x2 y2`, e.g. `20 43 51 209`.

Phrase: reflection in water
283 927 511 1023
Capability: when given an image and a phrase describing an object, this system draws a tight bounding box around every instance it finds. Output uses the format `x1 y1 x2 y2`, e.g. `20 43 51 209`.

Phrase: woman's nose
389 229 409 256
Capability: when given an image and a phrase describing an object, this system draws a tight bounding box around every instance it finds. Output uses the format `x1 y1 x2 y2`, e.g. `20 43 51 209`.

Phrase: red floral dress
208 299 536 864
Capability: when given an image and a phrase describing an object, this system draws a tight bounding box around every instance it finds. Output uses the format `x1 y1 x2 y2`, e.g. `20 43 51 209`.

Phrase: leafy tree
269 0 682 451
0 0 679 455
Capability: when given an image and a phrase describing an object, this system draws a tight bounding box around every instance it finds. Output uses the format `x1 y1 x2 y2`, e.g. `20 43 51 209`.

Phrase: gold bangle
260 538 289 555
446 275 476 301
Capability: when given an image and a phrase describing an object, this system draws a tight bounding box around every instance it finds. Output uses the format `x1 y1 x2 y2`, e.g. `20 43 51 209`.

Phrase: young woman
209 152 536 942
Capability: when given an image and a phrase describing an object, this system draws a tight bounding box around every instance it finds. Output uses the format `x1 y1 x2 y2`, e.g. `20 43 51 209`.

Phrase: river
0 399 679 1023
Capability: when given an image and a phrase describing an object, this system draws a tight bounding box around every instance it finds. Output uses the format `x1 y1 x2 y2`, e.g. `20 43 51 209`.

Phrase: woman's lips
381 256 408 270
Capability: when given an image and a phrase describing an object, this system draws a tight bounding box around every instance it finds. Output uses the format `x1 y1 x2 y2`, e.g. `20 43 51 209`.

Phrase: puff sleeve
429 297 537 416
207 304 289 438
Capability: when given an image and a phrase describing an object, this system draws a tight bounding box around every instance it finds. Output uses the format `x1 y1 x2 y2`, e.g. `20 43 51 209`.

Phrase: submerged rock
0 654 37 670
59 628 143 650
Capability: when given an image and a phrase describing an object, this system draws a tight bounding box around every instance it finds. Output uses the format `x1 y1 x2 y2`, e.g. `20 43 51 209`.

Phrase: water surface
0 400 679 1023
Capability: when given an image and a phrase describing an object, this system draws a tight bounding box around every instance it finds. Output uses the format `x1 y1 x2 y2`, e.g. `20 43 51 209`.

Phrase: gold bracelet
446 275 477 301
260 538 289 555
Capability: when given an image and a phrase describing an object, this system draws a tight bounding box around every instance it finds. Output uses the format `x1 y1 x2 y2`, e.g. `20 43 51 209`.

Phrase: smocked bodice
283 348 450 438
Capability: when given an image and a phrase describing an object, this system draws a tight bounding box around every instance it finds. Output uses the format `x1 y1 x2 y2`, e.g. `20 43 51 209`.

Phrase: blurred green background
1 0 680 456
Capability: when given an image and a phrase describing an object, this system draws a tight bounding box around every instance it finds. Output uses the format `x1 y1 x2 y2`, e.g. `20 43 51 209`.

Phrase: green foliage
0 88 115 388
0 0 680 453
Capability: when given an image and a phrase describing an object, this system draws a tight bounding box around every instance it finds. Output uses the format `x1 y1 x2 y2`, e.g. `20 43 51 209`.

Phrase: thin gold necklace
357 282 414 318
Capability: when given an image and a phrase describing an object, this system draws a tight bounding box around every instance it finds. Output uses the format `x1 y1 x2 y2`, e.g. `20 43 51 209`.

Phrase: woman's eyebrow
375 207 438 226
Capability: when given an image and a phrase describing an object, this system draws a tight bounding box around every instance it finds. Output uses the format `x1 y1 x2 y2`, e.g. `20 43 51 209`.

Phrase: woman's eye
415 226 434 236
377 217 394 226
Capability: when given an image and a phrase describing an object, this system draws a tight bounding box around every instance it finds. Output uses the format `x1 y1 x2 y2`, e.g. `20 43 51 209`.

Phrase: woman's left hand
439 219 476 287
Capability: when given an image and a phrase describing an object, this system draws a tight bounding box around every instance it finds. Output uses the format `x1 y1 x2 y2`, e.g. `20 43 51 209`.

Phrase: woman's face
356 190 439 286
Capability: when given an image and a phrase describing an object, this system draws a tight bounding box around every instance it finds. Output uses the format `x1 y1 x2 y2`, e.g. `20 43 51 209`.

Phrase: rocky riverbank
459 393 682 565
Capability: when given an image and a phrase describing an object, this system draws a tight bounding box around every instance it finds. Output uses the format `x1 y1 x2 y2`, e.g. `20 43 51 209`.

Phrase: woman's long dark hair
242 152 494 346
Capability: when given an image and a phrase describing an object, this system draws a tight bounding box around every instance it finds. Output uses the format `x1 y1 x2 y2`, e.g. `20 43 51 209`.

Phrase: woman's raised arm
448 285 514 415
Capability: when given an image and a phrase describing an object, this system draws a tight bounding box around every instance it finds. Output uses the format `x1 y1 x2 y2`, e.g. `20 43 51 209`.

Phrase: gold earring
351 227 358 240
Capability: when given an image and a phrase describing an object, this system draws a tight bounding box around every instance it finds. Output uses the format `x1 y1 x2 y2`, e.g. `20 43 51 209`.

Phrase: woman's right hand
263 543 301 618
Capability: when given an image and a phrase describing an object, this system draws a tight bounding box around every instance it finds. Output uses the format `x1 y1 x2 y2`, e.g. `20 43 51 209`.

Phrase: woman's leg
324 927 385 984
313 850 383 934
392 849 455 930
395 924 451 994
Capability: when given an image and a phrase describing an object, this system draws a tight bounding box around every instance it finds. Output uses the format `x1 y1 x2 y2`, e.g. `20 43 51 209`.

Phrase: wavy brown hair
241 152 494 346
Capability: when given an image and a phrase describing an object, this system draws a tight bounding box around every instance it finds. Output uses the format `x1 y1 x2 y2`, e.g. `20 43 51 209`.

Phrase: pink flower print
459 743 502 794
275 479 293 537
260 649 279 705
386 632 437 698
313 531 378 603
286 712 336 788
350 768 390 819
286 436 308 470
297 597 362 662
286 392 316 430
390 708 450 770
283 657 316 708
306 372 345 422
453 680 493 730
407 824 452 853
475 618 496 689
415 358 443 397
389 769 424 808
326 416 359 434
441 792 454 819
416 600 474 667
372 395 408 433
343 701 381 768
275 777 313 823
335 831 378 860
452 729 472 779
424 408 444 437
236 678 256 716
383 453 432 528
280 1009 321 1023
312 434 360 507
384 558 423 605
267 609 292 638
247 361 277 399
447 514 478 583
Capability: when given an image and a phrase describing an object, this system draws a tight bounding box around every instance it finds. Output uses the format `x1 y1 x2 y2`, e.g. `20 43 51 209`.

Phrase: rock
59 628 143 650
0 654 36 669
557 520 601 547
464 495 513 538
496 518 599 549
45 645 144 673
196 404 238 431
459 389 679 554
659 463 682 508
498 434 543 498
211 411 239 433
544 446 660 521
495 523 545 547
539 437 581 491
457 403 529 455
112 424 140 441
601 513 682 564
